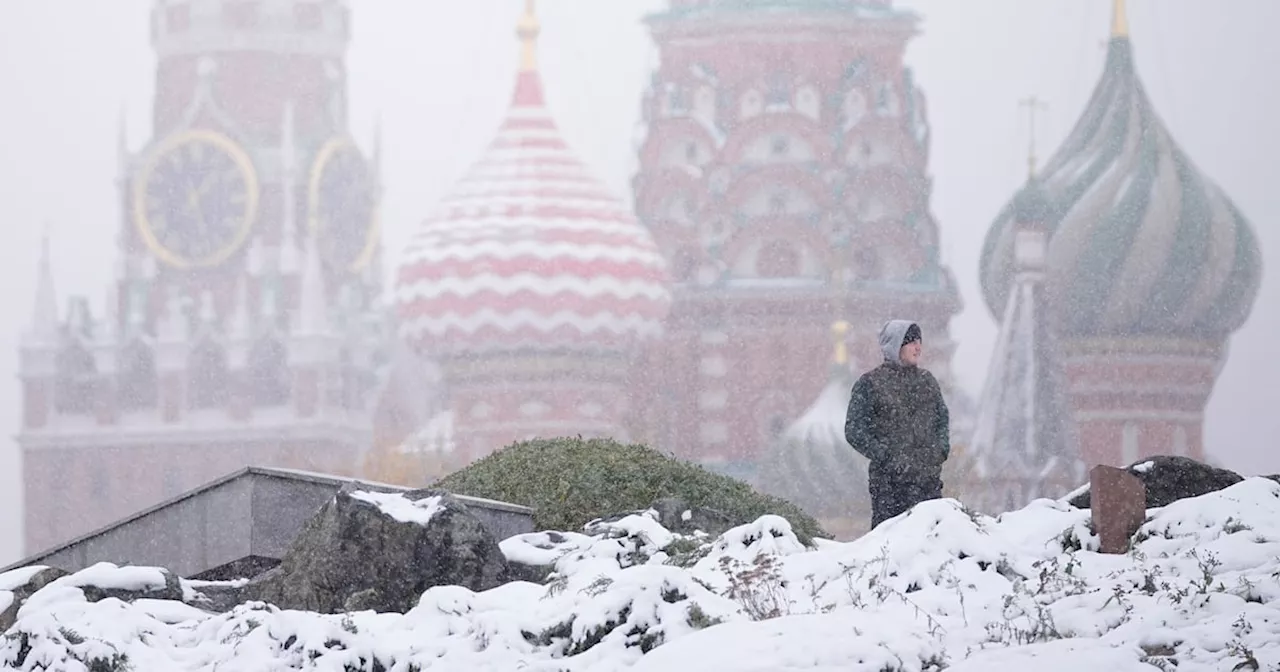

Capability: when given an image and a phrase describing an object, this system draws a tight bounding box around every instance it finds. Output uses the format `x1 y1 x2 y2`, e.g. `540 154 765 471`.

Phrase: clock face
309 137 378 272
132 130 259 269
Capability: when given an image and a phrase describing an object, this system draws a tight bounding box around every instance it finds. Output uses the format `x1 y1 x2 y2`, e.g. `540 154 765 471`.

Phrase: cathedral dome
395 3 671 358
979 12 1262 342
756 322 870 536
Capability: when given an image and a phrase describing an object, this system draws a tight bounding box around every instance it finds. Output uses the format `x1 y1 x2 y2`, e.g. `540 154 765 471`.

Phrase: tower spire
1019 96 1048 180
1111 0 1129 39
518 0 540 72
29 226 59 343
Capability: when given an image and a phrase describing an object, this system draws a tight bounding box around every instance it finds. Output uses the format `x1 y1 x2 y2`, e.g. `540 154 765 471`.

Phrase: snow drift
4 478 1280 671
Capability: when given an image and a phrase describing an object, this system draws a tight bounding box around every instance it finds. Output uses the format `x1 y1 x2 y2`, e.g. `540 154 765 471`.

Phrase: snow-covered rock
245 484 510 615
4 478 1280 670
1068 454 1253 509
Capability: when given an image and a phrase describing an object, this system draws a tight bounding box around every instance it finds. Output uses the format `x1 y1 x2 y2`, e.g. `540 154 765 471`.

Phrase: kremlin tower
979 0 1262 470
17 0 386 555
393 1 672 462
630 0 961 478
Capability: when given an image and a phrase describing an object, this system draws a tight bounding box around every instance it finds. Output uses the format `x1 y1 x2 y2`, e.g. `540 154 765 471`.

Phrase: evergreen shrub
432 436 827 542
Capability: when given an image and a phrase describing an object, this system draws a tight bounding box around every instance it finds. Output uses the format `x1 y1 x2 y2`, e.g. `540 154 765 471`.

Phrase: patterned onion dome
395 4 671 357
756 323 870 523
979 11 1262 341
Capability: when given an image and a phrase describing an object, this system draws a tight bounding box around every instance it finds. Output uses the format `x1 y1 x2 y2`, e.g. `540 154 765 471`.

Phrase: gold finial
517 0 540 72
1112 0 1129 38
831 320 851 365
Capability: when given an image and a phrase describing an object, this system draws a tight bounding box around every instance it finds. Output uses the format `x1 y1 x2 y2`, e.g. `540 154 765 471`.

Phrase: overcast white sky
0 1 1276 565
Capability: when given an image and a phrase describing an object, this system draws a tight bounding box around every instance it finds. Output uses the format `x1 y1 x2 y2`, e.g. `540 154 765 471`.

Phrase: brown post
1090 465 1147 554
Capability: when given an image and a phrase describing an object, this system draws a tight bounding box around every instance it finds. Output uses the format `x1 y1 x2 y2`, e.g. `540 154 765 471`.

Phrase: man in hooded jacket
844 319 951 529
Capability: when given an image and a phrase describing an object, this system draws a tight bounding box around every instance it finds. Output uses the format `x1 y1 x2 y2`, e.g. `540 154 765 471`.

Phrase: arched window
117 340 157 412
757 240 800 278
188 340 229 410
671 247 699 284
854 247 881 281
54 342 96 414
248 338 290 406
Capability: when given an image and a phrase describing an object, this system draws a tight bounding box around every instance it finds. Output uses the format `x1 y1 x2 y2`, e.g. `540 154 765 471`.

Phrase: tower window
295 4 323 31
757 240 800 278
188 340 230 410
249 338 290 406
669 86 690 114
854 247 881 281
54 343 96 415
771 136 790 157
223 2 260 29
672 247 699 284
118 341 158 412
766 73 789 106
166 5 191 32
768 193 788 215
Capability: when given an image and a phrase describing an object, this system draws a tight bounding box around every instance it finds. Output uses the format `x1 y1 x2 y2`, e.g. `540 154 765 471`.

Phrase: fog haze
1 0 1276 565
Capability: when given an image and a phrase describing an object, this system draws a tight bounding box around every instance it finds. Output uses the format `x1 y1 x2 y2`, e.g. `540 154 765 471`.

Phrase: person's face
899 341 922 366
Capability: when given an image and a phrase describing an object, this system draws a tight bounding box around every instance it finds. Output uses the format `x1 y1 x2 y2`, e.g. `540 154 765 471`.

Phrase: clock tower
17 0 387 556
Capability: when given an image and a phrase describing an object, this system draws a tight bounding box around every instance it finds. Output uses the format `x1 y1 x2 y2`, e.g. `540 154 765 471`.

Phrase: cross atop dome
511 0 549 109
518 0 540 72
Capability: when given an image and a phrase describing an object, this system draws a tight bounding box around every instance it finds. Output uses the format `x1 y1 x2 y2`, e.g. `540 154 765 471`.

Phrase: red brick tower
393 1 672 462
979 1 1262 469
18 0 386 555
630 0 961 479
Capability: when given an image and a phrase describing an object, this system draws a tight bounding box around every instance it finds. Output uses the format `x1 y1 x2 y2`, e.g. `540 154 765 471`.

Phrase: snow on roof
6 478 1280 670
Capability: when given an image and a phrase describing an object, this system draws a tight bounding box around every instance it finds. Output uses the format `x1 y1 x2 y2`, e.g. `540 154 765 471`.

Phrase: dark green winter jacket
844 320 950 474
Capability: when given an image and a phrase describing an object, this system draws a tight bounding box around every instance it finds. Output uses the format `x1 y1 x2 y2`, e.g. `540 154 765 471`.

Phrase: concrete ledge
3 466 535 579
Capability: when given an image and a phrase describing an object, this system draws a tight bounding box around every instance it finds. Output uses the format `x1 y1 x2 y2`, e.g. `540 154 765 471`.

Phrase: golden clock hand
187 187 207 237
196 170 217 197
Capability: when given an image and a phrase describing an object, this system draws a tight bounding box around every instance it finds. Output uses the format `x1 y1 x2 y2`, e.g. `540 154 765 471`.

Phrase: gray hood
878 319 919 365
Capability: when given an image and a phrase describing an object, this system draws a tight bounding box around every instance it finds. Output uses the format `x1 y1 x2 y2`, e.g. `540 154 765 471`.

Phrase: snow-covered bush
432 436 827 541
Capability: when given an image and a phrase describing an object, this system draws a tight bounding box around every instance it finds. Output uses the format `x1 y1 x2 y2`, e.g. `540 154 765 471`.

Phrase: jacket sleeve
845 376 880 460
931 373 951 459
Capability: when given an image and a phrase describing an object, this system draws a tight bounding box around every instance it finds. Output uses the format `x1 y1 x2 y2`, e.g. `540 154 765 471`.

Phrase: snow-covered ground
5 478 1280 671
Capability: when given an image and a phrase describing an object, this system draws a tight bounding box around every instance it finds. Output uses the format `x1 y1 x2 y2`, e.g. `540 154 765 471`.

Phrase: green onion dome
979 34 1261 341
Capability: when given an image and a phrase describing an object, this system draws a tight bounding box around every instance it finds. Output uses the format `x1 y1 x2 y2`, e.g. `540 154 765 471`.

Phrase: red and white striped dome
395 5 670 357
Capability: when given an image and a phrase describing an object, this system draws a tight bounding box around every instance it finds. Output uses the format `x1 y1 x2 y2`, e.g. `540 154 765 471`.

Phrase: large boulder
1068 455 1246 510
1 563 187 632
0 566 67 632
246 483 510 614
